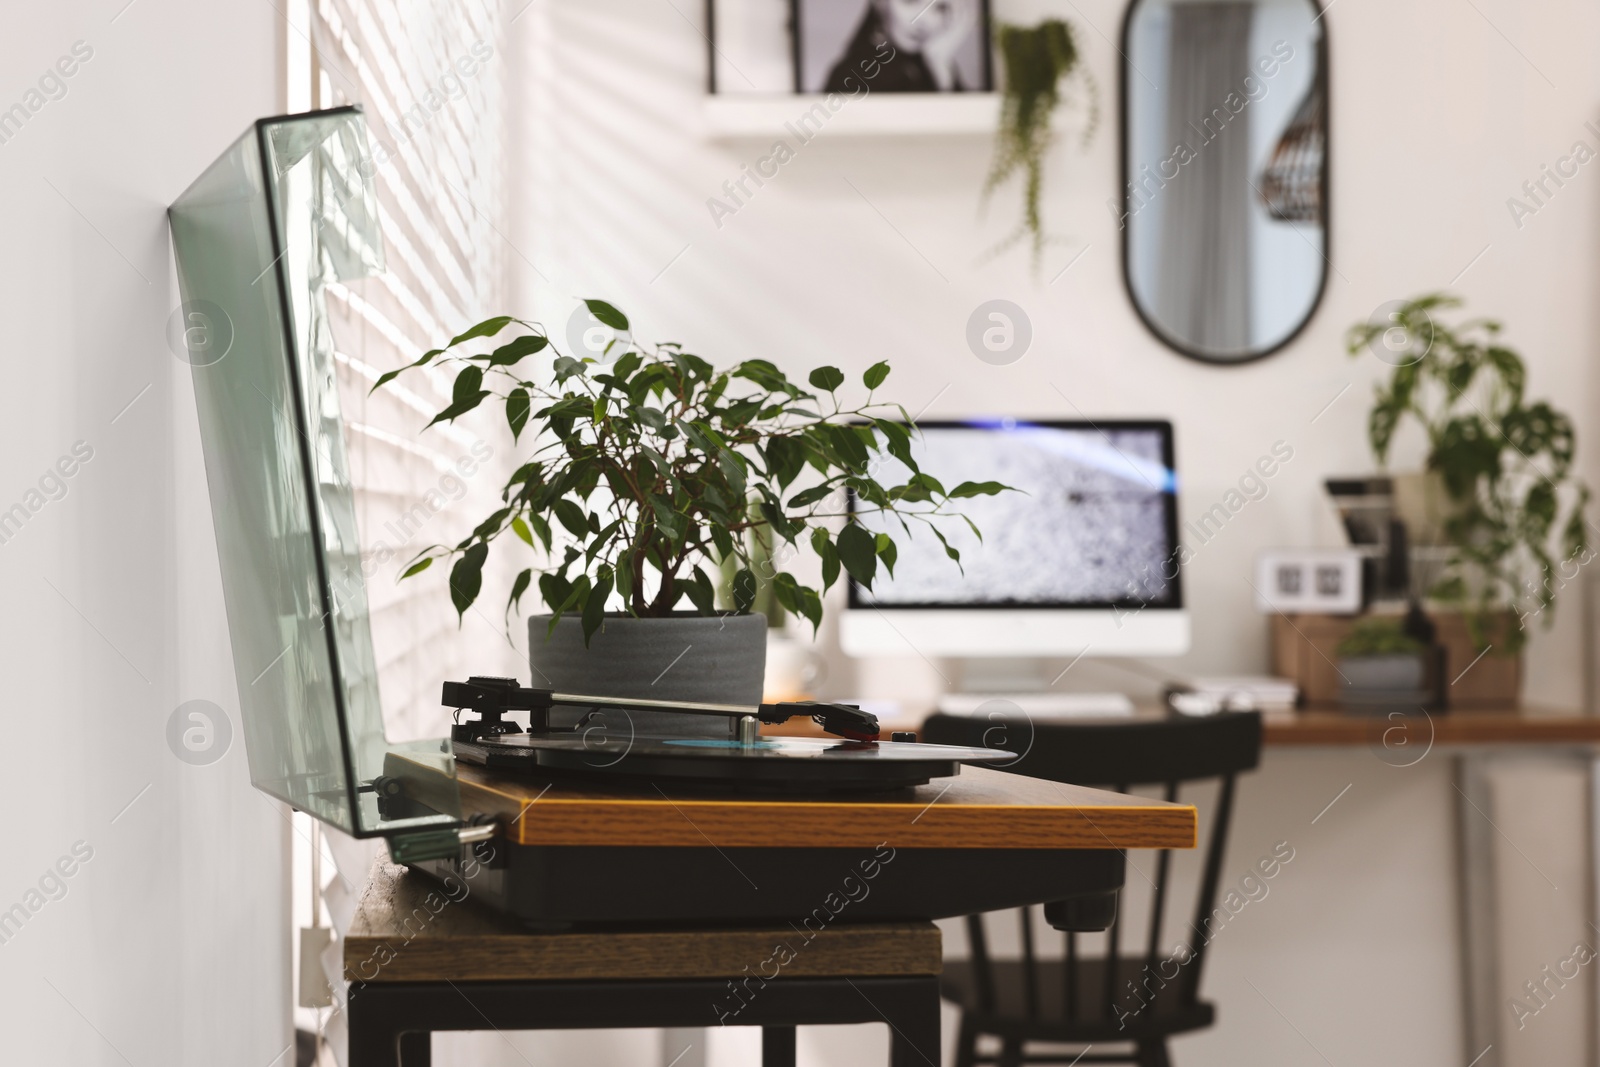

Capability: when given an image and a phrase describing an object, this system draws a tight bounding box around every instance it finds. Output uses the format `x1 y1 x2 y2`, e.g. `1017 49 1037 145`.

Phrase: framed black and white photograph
792 0 993 94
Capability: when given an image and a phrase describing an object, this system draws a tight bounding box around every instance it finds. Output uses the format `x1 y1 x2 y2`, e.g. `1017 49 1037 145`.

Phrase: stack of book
1181 676 1300 713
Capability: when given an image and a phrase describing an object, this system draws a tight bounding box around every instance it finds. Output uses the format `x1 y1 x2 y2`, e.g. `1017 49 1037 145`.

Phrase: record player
169 106 1194 931
438 675 1004 793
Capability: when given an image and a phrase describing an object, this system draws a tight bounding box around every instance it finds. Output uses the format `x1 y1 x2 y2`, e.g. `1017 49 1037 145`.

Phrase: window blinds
301 0 519 740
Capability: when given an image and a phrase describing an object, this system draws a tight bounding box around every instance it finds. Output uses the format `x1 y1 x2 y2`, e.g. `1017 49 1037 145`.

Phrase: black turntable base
454 733 1009 792
440 676 1011 792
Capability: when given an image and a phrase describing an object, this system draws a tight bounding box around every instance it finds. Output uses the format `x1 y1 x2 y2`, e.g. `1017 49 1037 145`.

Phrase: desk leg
1457 753 1501 1067
1456 750 1600 1067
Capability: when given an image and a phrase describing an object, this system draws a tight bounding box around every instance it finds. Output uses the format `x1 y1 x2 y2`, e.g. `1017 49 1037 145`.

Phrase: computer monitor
839 419 1190 659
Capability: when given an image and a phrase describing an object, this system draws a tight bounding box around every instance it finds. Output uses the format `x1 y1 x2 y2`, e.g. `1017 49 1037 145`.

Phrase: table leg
399 1031 430 1066
886 979 941 1067
762 1025 796 1067
347 989 402 1067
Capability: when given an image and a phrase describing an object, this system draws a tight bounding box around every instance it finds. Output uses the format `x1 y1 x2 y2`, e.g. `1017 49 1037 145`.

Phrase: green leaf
875 532 897 577
400 556 433 579
862 361 890 390
614 549 635 606
836 522 878 590
732 568 757 614
684 566 716 615
448 316 515 347
948 480 1007 499
871 419 914 469
456 365 485 403
773 573 822 633
824 424 871 470
511 516 536 548
507 387 530 441
809 366 845 392
471 334 549 367
448 543 489 620
526 512 552 550
539 571 573 615
581 567 613 644
371 348 444 392
794 585 823 633
584 298 629 332
553 499 589 538
652 498 685 540
609 350 643 381
771 571 800 614
552 355 587 384
734 359 799 394
766 436 806 488
787 484 836 509
1526 482 1557 535
810 527 840 591
425 391 490 428
507 568 532 620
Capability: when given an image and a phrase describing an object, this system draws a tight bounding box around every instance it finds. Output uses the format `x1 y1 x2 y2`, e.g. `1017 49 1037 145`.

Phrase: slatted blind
300 0 520 741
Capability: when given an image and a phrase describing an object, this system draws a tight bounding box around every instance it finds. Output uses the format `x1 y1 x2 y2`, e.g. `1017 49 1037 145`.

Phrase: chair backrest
923 710 1263 1024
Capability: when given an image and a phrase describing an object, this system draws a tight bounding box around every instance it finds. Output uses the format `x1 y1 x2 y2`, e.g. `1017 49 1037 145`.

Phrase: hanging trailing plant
984 19 1098 268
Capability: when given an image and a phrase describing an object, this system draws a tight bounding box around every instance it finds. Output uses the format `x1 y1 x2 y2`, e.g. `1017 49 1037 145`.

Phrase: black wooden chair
922 710 1263 1067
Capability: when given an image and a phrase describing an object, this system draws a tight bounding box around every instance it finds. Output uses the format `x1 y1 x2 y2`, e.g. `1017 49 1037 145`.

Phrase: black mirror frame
1118 0 1332 366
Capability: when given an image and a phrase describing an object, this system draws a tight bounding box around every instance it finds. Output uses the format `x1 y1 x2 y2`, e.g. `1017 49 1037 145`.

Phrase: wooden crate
1270 612 1522 708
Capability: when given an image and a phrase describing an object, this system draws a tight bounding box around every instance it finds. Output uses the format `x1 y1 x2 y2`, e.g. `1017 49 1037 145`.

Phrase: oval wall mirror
1120 0 1328 364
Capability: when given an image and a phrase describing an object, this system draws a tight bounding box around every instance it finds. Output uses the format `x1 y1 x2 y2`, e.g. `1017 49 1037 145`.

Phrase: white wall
0 3 291 1065
514 0 1600 709
508 0 1600 1064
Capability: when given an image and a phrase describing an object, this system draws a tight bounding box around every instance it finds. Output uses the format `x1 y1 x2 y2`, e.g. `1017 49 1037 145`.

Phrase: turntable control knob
891 731 917 743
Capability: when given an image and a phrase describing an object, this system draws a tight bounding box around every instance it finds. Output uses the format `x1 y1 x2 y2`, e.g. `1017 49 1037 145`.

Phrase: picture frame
790 0 994 95
1253 548 1363 615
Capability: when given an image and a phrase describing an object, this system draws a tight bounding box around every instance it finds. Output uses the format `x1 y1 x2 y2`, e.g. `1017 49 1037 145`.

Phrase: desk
1269 704 1599 1067
767 702 1600 750
764 702 1600 746
869 702 1599 1067
1262 704 1600 747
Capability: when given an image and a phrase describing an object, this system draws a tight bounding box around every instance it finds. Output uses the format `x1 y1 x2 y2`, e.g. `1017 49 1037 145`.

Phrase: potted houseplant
984 18 1097 269
1345 294 1590 658
1335 617 1428 712
373 299 1005 731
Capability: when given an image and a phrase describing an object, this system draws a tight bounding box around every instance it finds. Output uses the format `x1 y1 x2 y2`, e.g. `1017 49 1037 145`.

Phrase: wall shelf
702 92 1002 140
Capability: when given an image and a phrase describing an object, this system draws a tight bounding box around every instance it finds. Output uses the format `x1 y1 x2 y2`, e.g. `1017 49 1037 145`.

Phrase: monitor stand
937 658 1135 717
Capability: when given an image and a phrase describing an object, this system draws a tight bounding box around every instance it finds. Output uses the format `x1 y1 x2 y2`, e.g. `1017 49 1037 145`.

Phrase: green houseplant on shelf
985 18 1098 269
1345 293 1590 654
373 299 1006 714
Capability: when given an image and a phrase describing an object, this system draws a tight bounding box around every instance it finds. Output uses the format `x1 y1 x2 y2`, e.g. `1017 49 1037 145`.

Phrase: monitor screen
848 420 1180 610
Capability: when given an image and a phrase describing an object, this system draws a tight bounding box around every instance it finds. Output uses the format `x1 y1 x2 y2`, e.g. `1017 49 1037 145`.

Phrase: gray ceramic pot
1338 654 1426 711
528 612 768 739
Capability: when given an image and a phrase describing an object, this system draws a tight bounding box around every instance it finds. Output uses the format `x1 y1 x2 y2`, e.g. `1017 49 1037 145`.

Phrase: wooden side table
343 859 944 1067
347 762 1197 1063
